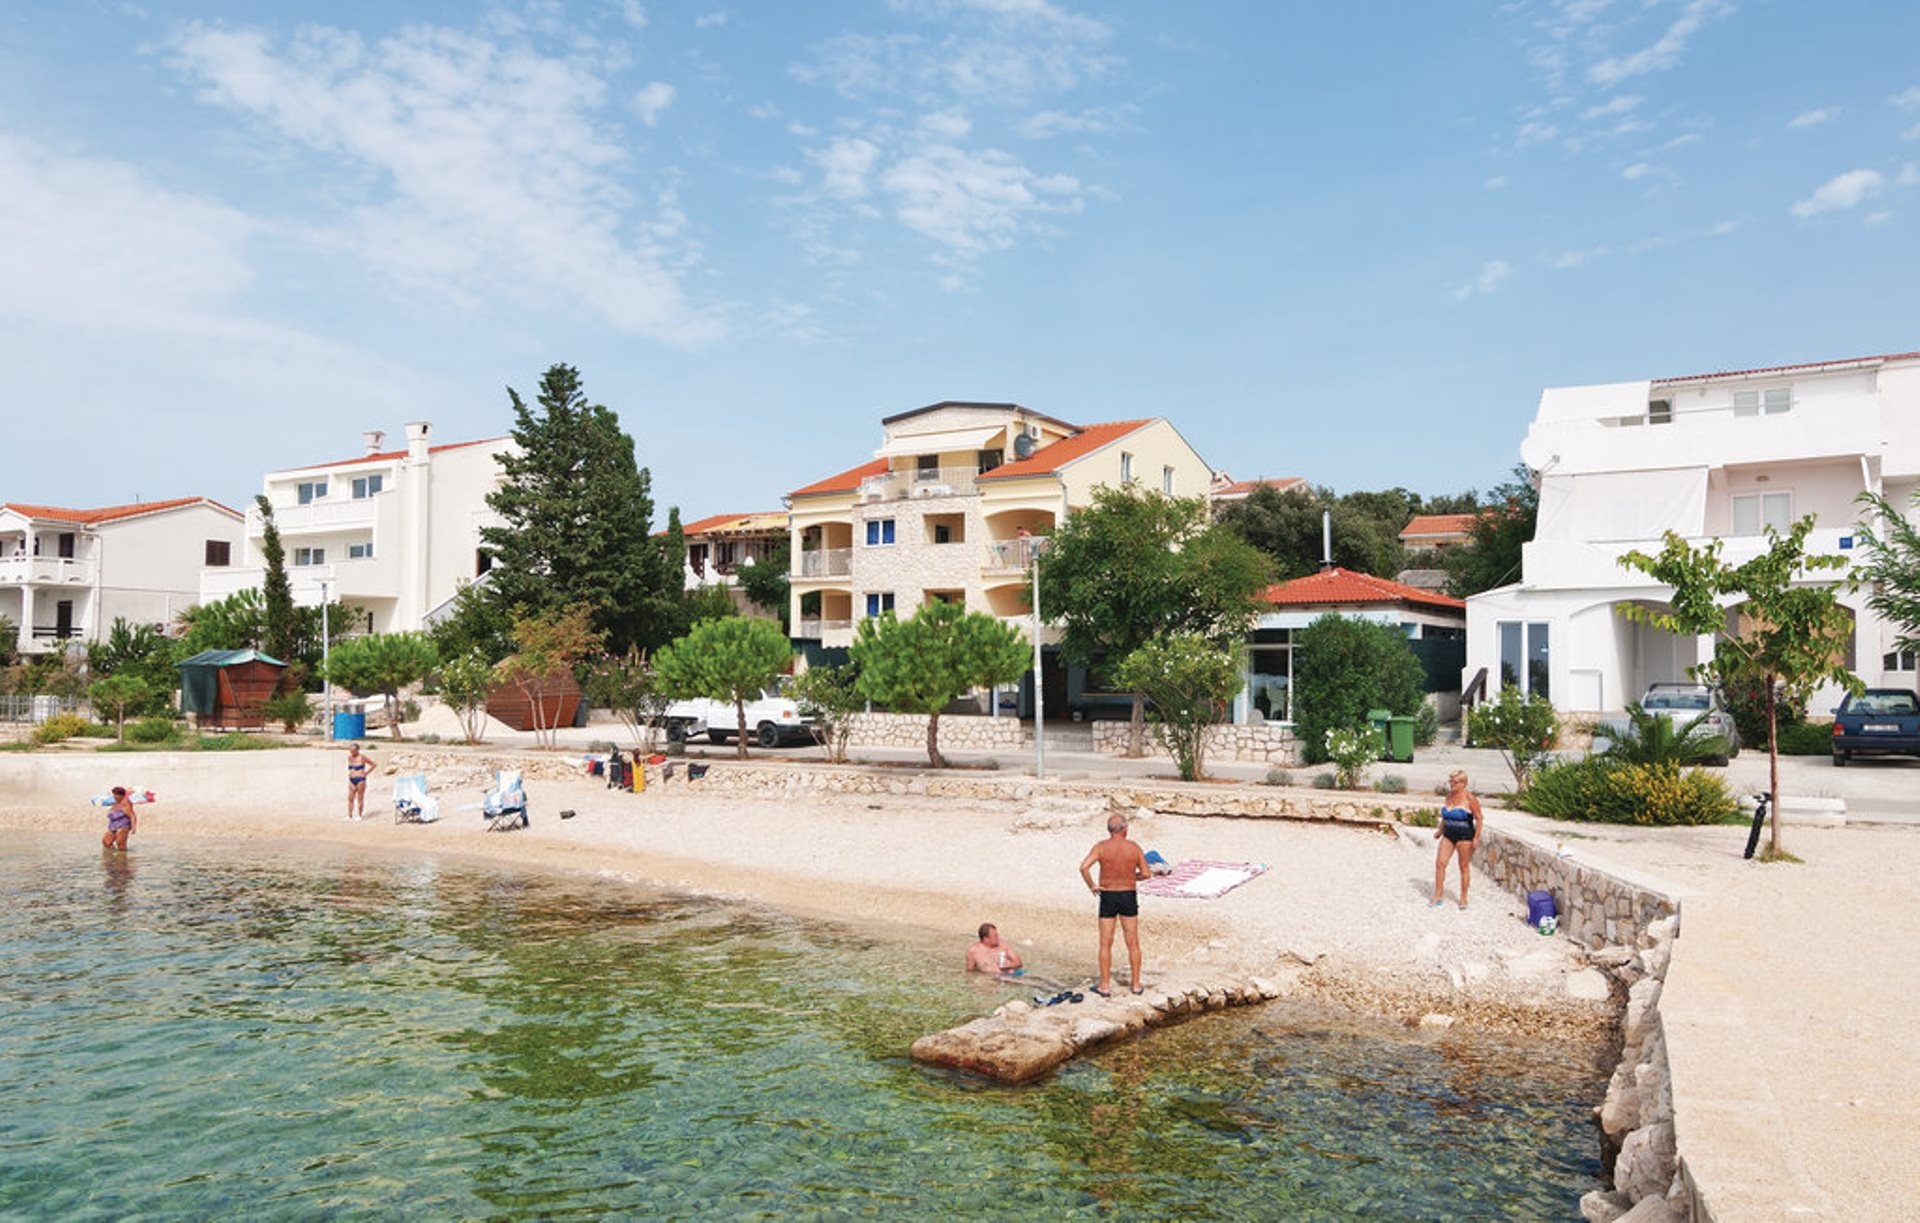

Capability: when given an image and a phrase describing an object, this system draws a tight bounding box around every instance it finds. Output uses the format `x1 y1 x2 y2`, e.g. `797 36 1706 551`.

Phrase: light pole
319 577 333 741
1030 537 1045 780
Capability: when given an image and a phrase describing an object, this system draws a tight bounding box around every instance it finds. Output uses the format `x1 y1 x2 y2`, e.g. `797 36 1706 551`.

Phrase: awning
875 425 1004 460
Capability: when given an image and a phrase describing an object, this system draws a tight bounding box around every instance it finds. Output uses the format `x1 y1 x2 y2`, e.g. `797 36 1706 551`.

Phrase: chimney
1321 509 1333 571
363 429 386 455
405 421 431 460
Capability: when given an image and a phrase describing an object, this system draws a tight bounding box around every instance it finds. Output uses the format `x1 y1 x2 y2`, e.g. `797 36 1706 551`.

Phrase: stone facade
1089 719 1301 766
844 711 1028 752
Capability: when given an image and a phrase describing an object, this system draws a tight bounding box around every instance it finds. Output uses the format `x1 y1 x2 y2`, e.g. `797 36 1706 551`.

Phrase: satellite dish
1013 433 1035 459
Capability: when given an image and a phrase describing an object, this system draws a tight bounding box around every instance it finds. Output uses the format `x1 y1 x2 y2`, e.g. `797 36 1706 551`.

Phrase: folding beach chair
392 773 441 824
482 769 529 832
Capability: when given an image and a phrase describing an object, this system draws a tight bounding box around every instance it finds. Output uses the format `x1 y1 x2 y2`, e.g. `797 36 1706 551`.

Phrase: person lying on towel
964 922 1025 977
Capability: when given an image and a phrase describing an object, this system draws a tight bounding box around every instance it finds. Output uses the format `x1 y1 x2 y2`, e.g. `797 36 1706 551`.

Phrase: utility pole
319 578 333 741
1031 539 1044 779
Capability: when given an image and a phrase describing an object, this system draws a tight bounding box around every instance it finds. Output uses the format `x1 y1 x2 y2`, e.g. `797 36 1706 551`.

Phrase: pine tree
481 365 677 654
257 495 296 664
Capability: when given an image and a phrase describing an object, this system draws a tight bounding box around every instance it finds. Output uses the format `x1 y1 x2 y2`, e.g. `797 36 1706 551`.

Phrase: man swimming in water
965 922 1025 976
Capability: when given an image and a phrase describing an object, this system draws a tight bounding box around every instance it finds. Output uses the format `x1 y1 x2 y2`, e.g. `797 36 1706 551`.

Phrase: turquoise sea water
0 833 1606 1219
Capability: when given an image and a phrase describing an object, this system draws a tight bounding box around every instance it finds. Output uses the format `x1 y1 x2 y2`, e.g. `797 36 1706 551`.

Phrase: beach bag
1526 891 1558 931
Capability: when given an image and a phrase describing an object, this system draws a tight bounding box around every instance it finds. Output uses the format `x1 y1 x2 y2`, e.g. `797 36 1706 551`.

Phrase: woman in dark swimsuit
1432 769 1483 909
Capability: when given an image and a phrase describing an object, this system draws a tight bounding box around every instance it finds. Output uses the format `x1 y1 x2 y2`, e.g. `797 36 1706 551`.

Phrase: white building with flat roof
1466 349 1920 715
201 423 512 634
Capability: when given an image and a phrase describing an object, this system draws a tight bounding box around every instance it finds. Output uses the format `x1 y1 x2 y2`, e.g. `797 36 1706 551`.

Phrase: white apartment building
1466 349 1920 715
1 497 243 655
201 423 511 634
680 511 788 612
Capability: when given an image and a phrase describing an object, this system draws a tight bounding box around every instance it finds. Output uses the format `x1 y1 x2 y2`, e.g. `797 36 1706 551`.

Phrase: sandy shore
2 751 1609 1038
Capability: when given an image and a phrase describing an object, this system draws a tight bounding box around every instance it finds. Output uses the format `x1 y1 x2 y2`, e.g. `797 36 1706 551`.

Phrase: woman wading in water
1432 769 1483 909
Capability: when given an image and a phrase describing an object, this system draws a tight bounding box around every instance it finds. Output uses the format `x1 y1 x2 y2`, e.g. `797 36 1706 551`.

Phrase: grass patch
1401 807 1439 829
1758 844 1804 864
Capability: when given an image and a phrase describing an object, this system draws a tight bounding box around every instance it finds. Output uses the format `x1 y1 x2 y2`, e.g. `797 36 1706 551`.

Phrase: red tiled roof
1654 349 1920 386
1 496 242 525
679 511 787 536
275 436 506 473
976 419 1153 481
1400 513 1477 540
1262 567 1466 613
1213 476 1307 498
790 458 889 499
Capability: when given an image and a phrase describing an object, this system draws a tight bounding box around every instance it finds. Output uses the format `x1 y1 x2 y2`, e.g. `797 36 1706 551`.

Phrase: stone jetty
910 968 1304 1084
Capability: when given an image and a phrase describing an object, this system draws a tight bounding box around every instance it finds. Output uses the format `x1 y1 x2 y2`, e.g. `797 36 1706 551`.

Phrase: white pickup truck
662 686 819 749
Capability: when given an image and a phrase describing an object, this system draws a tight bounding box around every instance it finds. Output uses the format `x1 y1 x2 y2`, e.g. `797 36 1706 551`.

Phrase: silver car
1640 682 1741 764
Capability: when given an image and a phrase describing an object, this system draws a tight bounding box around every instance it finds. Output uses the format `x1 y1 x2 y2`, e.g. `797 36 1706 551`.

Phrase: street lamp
1030 537 1045 780
319 577 333 741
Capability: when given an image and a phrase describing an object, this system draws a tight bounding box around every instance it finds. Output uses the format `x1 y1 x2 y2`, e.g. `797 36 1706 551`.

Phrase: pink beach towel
1137 860 1268 900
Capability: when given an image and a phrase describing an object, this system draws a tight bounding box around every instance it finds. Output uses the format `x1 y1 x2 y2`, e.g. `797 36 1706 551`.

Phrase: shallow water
0 833 1606 1219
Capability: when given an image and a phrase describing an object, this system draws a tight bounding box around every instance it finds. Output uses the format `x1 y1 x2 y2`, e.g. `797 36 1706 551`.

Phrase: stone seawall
843 711 1028 752
1475 829 1678 950
1089 719 1301 766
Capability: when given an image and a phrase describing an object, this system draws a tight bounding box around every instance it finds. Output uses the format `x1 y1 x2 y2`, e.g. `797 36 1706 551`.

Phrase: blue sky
3 0 1918 521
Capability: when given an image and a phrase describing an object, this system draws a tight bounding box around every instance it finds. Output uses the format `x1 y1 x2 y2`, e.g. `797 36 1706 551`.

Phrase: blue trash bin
333 710 366 740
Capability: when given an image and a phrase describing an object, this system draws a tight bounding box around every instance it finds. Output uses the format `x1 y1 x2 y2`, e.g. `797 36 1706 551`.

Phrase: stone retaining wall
1475 830 1677 950
1089 719 1300 766
844 711 1027 752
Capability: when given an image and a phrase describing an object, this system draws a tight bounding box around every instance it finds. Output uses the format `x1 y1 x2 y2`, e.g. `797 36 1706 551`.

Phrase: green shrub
1776 720 1835 755
1403 807 1438 828
1521 756 1738 826
1468 685 1560 788
1312 772 1337 789
31 712 94 744
128 717 178 744
1293 615 1424 763
1375 774 1408 794
184 732 282 752
1322 725 1375 789
263 689 313 734
1412 701 1439 747
1264 767 1293 787
1606 704 1730 767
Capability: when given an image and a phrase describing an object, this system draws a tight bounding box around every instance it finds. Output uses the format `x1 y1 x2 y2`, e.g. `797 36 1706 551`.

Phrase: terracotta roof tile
1262 567 1465 613
1654 349 1920 386
976 419 1153 480
1399 513 1478 540
680 511 787 535
790 458 889 498
1 496 242 525
1213 476 1307 498
274 436 506 474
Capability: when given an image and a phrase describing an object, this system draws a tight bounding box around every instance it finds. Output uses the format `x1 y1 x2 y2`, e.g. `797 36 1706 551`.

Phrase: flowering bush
1467 685 1560 789
1520 756 1738 826
1323 725 1375 790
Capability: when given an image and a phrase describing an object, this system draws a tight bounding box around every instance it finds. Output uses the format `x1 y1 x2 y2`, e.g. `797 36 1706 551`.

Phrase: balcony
1518 527 1858 591
249 493 385 535
858 466 980 504
981 536 1048 573
0 556 97 586
795 617 854 639
794 548 853 579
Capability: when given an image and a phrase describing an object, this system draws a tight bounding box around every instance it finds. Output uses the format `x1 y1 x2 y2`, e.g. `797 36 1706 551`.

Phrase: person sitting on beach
1079 813 1150 997
965 922 1025 976
345 744 371 821
1432 769 1484 909
101 786 136 851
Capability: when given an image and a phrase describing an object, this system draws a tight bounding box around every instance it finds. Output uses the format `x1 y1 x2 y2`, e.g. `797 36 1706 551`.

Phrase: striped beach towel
1137 860 1269 900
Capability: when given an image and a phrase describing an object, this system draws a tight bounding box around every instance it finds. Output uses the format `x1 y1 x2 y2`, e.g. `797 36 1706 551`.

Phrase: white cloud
169 21 718 346
1516 121 1558 147
1890 87 1920 112
1017 103 1135 139
811 137 881 199
631 80 675 126
619 2 647 30
1787 107 1838 130
1589 0 1731 87
1864 210 1893 227
1484 175 1510 191
1789 168 1885 218
918 109 973 140
878 142 1083 267
1453 259 1512 301
695 12 729 29
1582 94 1642 119
1663 132 1704 150
793 0 1117 104
1622 161 1657 180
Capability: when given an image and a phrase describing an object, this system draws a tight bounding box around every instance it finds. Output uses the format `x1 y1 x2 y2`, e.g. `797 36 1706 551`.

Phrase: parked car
1830 688 1920 766
662 685 819 749
1637 682 1740 765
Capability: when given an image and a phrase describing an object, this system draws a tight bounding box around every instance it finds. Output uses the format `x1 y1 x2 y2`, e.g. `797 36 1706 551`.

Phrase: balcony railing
981 536 1048 572
0 556 97 586
30 625 84 640
793 547 853 578
248 494 384 535
858 466 980 503
795 618 854 638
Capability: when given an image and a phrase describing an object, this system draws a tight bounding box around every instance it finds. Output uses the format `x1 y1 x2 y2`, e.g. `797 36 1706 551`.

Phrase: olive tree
849 602 1029 769
1111 633 1242 781
1617 518 1859 857
653 617 794 759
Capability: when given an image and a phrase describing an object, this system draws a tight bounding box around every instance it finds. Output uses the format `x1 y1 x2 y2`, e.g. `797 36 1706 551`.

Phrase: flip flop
1428 899 1445 908
1131 986 1145 995
1089 985 1111 998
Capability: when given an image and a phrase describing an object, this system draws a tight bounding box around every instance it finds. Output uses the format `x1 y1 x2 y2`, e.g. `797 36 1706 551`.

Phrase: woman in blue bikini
1432 769 1483 909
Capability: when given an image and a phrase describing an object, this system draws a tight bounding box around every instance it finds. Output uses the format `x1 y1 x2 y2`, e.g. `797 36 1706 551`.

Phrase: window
1162 465 1176 494
1497 620 1550 698
916 455 940 480
687 543 708 576
293 547 326 566
1733 387 1791 417
864 592 895 618
978 448 1004 473
865 519 896 546
1886 649 1917 672
475 549 493 576
933 524 952 544
1648 399 1673 425
296 480 328 504
204 540 231 566
351 474 384 499
348 542 374 559
1120 452 1135 483
1731 491 1792 536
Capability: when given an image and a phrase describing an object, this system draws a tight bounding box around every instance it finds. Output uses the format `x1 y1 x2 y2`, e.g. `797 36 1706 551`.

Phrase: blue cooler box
1526 891 1558 927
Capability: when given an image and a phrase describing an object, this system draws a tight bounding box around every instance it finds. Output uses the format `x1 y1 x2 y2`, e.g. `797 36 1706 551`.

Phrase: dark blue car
1831 688 1920 765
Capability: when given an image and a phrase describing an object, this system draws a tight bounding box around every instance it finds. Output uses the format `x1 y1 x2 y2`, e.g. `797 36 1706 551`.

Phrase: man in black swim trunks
1079 813 1150 997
